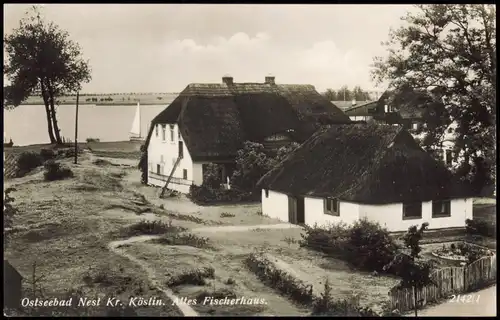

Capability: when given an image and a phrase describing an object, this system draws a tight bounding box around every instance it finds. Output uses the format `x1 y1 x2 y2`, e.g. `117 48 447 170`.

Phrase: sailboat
129 102 145 141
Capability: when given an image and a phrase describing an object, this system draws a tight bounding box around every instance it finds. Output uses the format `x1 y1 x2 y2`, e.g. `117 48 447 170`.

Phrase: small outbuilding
4 260 24 309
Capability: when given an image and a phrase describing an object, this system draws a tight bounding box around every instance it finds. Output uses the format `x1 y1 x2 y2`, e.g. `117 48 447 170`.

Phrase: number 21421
449 294 480 303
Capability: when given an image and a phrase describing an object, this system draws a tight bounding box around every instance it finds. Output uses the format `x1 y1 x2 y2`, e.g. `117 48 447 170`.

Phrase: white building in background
257 123 474 232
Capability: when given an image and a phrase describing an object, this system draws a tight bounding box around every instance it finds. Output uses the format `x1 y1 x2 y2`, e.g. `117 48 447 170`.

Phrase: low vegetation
86 137 100 143
434 242 494 264
245 251 314 305
166 267 215 287
151 233 212 249
300 219 399 273
312 279 380 316
16 151 43 176
187 142 299 205
43 160 74 181
118 220 186 238
465 218 496 238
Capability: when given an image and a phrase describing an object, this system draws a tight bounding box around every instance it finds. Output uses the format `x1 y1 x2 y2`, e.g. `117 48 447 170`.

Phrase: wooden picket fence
389 255 496 313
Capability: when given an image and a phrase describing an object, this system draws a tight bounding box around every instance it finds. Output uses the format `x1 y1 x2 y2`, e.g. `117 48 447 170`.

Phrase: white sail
130 102 141 136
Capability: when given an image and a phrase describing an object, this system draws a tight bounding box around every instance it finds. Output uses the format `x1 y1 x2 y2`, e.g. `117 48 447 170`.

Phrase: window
432 200 451 218
156 164 161 175
412 122 419 130
403 202 422 220
183 169 188 180
155 125 159 137
445 150 453 166
265 189 269 198
170 124 175 141
178 129 181 140
161 124 166 141
324 198 339 216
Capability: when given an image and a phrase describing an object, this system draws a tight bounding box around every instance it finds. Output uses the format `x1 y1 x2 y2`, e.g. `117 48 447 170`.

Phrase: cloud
150 32 379 93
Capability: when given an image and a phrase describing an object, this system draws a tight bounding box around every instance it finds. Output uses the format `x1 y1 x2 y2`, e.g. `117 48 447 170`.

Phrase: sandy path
106 223 301 317
108 237 199 317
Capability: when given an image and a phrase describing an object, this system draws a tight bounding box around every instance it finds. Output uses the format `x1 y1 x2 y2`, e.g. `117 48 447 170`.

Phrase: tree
337 85 352 101
3 6 91 144
352 86 371 101
230 141 273 192
384 222 435 317
372 4 496 192
323 88 337 101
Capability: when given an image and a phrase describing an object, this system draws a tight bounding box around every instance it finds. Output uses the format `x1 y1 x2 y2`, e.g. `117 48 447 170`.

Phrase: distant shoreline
17 102 168 106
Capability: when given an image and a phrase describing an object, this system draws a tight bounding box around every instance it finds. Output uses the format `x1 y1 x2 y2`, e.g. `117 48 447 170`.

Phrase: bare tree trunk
47 80 63 144
40 80 57 144
413 286 418 317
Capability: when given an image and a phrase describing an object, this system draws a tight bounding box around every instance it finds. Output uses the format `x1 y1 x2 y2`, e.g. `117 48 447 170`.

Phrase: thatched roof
258 123 472 204
145 80 351 161
377 86 444 119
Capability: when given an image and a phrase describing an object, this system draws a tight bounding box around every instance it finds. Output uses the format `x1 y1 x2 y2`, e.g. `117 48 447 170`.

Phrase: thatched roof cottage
257 123 474 232
143 76 351 193
344 86 458 167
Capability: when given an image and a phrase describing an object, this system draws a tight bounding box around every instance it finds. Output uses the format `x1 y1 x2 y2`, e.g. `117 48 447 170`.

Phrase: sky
3 4 416 94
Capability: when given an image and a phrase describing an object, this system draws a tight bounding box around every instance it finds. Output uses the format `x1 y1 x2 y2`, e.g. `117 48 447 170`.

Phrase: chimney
222 76 233 85
265 75 275 85
351 99 356 106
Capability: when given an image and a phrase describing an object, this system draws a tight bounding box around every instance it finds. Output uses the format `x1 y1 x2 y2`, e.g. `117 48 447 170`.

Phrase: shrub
39 148 56 161
345 219 399 272
189 184 259 205
43 160 74 181
152 233 211 249
17 151 43 176
120 220 186 238
465 218 496 238
220 212 235 218
166 267 215 287
312 279 378 316
86 137 100 143
245 252 314 305
300 219 399 273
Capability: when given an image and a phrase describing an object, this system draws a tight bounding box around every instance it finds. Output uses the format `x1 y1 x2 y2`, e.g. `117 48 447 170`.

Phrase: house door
178 141 184 159
288 196 297 224
296 196 305 224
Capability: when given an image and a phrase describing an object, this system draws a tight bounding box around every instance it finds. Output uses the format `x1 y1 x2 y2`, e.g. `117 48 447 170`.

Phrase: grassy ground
4 155 180 316
7 150 490 316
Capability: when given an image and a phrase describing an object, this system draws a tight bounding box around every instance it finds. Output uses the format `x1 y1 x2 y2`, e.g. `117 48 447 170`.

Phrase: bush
312 279 378 316
188 184 259 205
86 137 100 143
43 160 74 181
152 233 211 249
166 267 215 287
17 152 43 176
300 219 399 273
120 220 186 238
465 218 496 237
245 252 314 305
39 148 56 161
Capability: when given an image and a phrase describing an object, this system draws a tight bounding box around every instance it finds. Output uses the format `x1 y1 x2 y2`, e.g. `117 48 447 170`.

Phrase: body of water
4 104 166 146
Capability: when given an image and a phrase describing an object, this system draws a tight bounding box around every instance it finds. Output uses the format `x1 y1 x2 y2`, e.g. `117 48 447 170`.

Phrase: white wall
261 189 289 221
304 197 360 227
360 198 473 232
147 122 196 193
262 189 473 233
